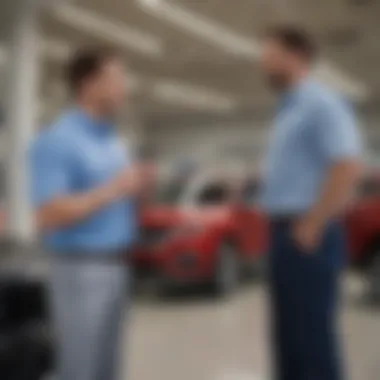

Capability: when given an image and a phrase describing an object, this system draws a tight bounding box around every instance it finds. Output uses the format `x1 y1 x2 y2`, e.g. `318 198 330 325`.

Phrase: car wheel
212 243 239 298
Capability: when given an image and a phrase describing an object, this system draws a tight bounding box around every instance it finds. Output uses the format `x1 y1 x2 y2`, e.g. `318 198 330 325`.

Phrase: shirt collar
278 76 313 111
69 107 116 138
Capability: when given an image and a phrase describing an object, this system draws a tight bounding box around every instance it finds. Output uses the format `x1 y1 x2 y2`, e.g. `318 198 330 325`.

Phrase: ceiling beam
137 0 369 101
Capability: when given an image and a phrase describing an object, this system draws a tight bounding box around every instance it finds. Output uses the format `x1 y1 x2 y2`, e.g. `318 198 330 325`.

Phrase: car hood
140 205 229 229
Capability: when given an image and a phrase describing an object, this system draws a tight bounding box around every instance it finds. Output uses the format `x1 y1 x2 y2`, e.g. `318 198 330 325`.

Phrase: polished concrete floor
122 277 380 380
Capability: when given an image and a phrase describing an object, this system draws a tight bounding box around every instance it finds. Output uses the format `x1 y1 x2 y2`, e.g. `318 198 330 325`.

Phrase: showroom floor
122 277 380 380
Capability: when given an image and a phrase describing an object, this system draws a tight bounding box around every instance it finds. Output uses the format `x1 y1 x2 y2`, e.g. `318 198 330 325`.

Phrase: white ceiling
2 0 380 126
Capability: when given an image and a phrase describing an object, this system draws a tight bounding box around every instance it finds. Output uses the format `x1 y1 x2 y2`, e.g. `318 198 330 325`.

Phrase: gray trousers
49 256 129 380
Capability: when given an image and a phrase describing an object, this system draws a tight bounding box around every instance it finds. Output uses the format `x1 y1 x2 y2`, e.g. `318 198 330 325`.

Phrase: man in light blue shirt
259 26 362 380
30 47 149 380
31 110 137 253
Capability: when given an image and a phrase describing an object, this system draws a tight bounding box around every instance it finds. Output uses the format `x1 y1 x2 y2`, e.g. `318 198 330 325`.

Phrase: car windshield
155 181 186 205
196 182 230 205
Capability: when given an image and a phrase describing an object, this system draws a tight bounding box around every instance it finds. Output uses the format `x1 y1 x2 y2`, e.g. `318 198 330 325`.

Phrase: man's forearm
308 159 362 225
36 183 119 231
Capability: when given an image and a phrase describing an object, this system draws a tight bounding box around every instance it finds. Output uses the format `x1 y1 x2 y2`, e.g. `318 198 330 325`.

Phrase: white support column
5 0 41 243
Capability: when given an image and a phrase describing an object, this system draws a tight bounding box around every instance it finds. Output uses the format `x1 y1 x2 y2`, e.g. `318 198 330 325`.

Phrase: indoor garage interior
1 0 380 379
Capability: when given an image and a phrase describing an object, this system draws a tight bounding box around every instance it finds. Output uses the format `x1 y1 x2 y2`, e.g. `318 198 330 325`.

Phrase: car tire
211 242 239 298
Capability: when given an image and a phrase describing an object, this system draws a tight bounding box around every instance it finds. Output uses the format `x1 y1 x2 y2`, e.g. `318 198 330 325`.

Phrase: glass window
155 181 186 205
196 182 230 205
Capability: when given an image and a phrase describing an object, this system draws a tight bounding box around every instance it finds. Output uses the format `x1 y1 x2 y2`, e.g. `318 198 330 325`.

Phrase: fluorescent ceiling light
137 0 368 101
138 0 260 59
52 3 164 58
151 80 237 112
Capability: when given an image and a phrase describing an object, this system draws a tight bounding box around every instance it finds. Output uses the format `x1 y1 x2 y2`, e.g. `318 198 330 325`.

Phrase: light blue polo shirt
29 109 137 254
261 79 361 215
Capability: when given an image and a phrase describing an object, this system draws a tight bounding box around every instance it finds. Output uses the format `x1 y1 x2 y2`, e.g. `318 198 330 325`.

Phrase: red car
345 171 380 294
131 173 268 296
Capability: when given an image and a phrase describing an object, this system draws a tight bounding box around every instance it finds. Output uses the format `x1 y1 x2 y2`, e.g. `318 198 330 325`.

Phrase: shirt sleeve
29 137 72 207
316 99 362 162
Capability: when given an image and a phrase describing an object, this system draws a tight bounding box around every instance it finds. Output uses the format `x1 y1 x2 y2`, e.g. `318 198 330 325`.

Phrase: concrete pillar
5 0 41 243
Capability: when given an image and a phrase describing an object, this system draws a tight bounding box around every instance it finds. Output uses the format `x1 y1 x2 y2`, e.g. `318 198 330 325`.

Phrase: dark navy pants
268 218 345 380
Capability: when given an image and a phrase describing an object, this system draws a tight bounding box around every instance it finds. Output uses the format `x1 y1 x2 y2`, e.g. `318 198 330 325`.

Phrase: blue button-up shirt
30 109 137 253
261 79 361 215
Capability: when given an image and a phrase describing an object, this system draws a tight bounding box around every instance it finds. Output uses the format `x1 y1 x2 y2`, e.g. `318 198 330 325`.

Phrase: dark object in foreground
0 275 54 380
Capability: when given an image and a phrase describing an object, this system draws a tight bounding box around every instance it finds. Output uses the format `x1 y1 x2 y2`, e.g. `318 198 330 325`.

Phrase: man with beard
259 26 362 380
29 47 151 380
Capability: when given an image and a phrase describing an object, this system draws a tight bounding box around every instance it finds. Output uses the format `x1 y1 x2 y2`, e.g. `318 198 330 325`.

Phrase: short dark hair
265 25 318 62
65 46 120 93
